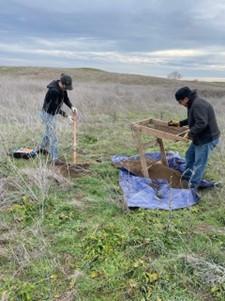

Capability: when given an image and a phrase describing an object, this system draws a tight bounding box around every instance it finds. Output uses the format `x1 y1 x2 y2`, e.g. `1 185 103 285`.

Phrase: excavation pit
51 161 89 177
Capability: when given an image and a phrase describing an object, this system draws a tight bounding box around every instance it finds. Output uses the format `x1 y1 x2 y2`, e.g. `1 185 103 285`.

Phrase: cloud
1 37 225 70
13 0 158 14
1 0 225 79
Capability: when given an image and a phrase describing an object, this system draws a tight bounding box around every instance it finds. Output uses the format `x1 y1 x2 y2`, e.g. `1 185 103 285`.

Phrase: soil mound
114 158 187 188
54 162 89 177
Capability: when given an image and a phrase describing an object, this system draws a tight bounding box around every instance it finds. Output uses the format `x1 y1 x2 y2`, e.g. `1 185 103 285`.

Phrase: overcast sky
1 0 225 80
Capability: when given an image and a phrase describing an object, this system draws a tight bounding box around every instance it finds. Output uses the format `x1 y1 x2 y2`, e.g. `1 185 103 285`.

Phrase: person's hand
71 106 78 114
168 120 180 127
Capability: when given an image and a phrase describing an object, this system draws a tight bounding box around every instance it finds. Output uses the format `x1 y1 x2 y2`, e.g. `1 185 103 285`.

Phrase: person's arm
190 105 208 136
59 109 68 117
63 91 73 109
168 119 188 127
179 119 188 127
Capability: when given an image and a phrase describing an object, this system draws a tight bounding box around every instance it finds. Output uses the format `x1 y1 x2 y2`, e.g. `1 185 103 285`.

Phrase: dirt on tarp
52 162 90 177
113 158 188 189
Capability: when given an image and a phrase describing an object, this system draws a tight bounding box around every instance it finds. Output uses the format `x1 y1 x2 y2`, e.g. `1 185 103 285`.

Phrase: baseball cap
60 74 73 90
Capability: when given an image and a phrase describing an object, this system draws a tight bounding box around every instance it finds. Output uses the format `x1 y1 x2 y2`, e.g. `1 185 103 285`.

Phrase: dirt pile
114 158 187 188
53 162 89 177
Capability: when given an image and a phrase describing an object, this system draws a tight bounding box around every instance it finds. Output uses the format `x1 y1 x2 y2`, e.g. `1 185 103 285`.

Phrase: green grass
1 113 225 301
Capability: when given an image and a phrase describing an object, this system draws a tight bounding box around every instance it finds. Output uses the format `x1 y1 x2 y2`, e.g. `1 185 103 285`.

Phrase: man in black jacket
169 86 220 189
38 73 77 163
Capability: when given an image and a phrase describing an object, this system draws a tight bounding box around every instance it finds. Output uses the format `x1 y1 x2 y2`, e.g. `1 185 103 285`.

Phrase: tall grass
1 68 225 301
1 69 224 154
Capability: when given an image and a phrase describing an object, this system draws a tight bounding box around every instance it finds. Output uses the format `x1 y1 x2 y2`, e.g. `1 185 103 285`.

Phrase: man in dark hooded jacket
38 73 77 163
168 86 220 189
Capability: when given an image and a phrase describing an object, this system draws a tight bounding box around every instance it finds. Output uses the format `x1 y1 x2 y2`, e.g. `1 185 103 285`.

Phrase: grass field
0 67 225 301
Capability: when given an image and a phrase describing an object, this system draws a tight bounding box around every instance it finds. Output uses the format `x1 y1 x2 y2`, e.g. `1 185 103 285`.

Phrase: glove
168 120 180 127
71 106 78 114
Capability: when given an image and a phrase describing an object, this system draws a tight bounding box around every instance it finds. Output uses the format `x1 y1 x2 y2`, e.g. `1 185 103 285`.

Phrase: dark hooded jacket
179 91 220 145
42 80 73 116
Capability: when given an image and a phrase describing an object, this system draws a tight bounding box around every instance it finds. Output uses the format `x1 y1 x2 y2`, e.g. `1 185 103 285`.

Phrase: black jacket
42 80 73 116
179 92 220 145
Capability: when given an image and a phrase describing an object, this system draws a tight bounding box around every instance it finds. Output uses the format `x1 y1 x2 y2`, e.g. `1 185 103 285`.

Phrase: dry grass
1 67 224 155
1 67 225 301
185 254 225 285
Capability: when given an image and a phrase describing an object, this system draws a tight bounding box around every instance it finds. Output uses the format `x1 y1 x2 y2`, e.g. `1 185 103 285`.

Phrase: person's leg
40 111 50 151
47 115 58 161
182 142 195 181
40 112 58 160
190 139 219 188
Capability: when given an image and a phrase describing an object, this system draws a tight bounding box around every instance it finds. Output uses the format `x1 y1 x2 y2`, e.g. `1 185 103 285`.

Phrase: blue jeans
40 111 58 160
183 138 219 188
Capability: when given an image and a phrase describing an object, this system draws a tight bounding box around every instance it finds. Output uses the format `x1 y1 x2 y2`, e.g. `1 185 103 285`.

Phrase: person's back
187 94 220 145
42 80 64 115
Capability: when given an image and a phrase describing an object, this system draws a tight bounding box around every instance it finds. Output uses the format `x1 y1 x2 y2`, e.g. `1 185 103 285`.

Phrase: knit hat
175 86 192 101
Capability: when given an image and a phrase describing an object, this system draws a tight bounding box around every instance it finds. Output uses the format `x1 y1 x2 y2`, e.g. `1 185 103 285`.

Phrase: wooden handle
72 111 77 164
177 129 189 136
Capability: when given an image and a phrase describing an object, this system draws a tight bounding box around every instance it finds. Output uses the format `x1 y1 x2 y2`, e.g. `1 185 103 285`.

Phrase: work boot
51 159 65 166
35 146 49 155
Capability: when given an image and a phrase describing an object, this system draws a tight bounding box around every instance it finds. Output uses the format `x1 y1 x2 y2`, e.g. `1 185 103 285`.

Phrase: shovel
58 110 88 176
52 111 89 176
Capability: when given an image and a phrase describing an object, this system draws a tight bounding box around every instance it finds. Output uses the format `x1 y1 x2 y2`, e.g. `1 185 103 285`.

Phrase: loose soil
114 158 188 188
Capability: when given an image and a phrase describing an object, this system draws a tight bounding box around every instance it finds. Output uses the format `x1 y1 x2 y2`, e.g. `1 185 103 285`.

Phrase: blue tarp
112 151 214 210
